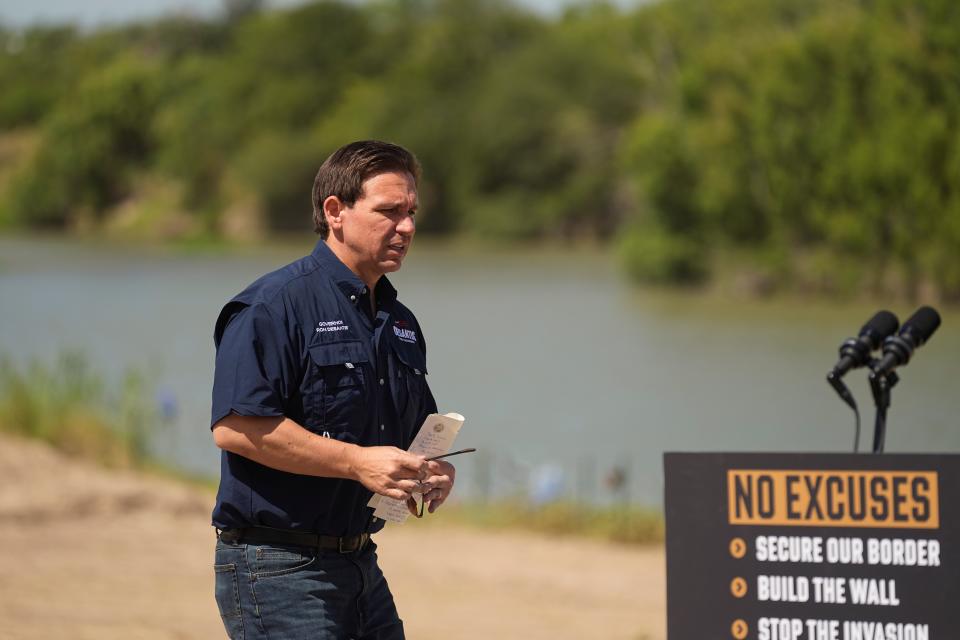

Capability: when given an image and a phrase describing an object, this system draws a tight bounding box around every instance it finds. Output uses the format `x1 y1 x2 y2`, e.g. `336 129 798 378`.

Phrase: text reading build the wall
664 454 958 640
728 469 940 640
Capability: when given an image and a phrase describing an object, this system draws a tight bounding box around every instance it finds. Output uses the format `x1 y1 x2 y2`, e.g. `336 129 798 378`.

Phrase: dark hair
311 140 421 238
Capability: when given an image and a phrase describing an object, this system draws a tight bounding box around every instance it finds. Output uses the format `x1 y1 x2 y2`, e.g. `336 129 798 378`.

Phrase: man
210 140 455 639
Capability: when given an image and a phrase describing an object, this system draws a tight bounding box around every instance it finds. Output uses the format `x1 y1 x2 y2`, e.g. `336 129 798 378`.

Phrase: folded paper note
367 412 465 523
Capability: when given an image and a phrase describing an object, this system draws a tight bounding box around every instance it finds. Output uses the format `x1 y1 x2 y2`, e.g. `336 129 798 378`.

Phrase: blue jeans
214 537 404 639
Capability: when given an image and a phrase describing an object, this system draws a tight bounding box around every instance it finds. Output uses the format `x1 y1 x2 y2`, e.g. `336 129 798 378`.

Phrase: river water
1 236 956 506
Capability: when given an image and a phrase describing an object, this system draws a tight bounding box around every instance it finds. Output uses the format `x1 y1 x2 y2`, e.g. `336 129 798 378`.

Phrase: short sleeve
210 302 297 427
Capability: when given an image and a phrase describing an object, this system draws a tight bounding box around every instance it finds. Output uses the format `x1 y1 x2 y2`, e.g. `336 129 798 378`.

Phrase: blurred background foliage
1 0 959 299
0 352 158 468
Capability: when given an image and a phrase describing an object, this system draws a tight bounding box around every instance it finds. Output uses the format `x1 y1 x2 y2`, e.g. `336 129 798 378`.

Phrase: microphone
872 306 941 376
832 310 900 378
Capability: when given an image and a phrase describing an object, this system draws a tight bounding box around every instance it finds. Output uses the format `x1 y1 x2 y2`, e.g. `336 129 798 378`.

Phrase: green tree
5 57 165 227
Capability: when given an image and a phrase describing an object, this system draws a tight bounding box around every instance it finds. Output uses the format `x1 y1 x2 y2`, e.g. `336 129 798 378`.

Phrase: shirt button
379 378 385 385
380 424 385 431
350 294 356 301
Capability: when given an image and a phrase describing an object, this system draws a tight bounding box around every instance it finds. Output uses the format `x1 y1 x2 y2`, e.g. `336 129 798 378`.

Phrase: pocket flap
392 342 428 375
308 341 368 367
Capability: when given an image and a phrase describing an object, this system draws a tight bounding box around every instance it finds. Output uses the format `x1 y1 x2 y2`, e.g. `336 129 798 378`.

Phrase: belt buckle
337 534 368 553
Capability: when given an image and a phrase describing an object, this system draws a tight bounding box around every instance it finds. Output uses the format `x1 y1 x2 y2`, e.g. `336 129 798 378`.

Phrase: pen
425 448 477 461
412 448 477 518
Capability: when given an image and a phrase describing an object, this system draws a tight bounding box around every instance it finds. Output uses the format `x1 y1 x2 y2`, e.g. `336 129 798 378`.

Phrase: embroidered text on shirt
316 320 349 333
393 325 417 343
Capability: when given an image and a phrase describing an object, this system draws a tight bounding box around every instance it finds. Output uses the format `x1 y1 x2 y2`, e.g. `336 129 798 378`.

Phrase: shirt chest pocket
389 342 428 428
306 341 368 434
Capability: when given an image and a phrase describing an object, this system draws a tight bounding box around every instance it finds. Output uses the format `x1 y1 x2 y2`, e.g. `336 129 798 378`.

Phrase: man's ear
323 196 346 232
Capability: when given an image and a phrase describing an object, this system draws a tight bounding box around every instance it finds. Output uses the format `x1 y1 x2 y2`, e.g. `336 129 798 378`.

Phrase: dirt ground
0 434 665 639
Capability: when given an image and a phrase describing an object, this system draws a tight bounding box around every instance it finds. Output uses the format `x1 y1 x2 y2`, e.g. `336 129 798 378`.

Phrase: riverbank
4 230 952 308
0 433 666 639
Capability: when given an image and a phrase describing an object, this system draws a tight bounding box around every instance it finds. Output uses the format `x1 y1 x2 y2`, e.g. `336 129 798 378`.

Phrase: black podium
664 452 959 640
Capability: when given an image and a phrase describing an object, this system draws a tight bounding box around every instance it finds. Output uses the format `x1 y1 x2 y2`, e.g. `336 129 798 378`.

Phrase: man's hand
212 416 451 509
405 459 456 516
349 446 429 501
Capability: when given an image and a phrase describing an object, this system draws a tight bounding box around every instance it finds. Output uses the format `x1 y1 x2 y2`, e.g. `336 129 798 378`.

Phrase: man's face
331 170 418 285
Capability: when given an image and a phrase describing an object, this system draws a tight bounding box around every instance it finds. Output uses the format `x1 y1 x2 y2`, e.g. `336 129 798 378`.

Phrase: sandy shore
0 434 665 639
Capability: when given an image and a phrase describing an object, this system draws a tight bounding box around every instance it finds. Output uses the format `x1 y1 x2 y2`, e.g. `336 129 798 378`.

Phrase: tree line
1 0 958 299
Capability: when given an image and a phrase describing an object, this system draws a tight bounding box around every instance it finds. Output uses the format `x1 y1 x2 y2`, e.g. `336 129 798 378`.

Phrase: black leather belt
218 526 371 553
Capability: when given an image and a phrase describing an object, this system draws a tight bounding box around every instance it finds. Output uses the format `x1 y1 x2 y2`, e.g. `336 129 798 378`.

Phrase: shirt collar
311 239 398 305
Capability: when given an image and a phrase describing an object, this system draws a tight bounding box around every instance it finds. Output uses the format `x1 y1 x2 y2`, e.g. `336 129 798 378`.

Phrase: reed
0 351 157 468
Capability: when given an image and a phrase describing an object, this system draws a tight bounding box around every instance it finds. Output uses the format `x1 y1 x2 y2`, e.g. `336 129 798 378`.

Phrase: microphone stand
826 370 861 452
868 366 899 454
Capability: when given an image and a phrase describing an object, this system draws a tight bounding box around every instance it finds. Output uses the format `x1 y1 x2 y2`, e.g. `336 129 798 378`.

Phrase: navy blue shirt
210 240 437 535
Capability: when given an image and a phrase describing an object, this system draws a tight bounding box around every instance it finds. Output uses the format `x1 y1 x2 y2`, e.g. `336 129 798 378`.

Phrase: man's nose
396 212 416 235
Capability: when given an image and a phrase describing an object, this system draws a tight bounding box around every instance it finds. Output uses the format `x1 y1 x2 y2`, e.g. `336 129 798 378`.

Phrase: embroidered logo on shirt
392 321 417 344
316 320 349 333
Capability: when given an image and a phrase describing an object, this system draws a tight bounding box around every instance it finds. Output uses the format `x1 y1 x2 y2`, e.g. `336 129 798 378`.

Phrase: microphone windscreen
862 310 899 346
903 306 941 346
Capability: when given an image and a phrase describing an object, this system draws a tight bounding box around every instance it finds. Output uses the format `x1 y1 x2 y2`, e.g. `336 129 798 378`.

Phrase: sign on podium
664 453 959 640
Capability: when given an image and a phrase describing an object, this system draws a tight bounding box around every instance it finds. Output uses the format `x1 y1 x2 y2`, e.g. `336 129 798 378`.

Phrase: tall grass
0 352 665 544
0 352 157 467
